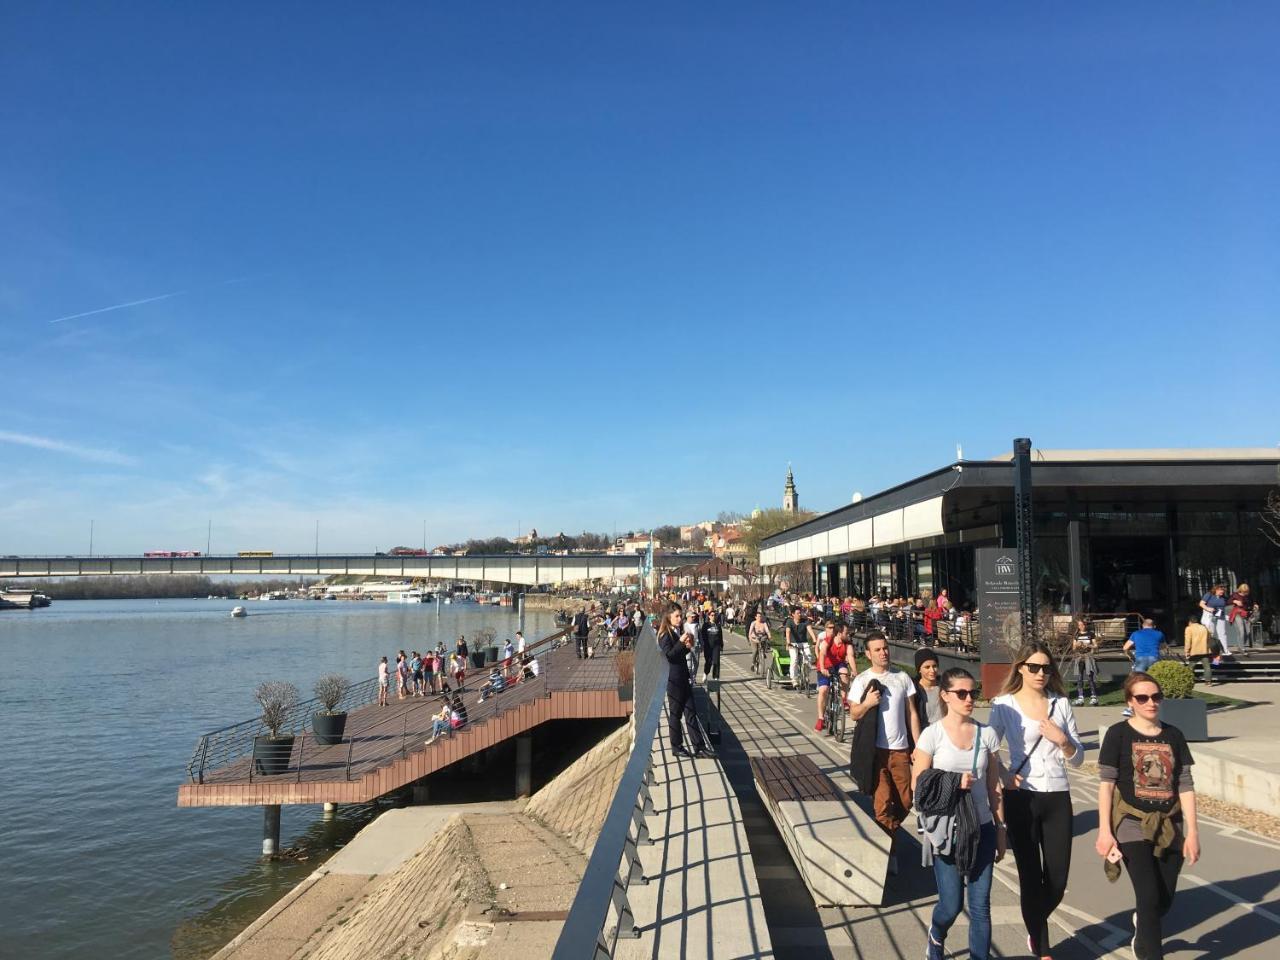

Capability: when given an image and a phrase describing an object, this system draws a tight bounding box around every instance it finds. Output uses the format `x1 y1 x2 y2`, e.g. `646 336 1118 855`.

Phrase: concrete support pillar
412 781 431 804
262 804 281 857
515 734 533 798
322 801 337 821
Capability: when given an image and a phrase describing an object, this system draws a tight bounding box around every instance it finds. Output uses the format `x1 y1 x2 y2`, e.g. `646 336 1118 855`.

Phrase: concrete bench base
773 796 892 907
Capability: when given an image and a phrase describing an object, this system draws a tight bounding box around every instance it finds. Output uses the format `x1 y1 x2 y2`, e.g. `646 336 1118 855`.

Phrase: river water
0 598 558 960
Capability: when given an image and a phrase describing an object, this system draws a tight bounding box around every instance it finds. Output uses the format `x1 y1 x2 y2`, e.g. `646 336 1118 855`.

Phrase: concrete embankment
213 723 630 960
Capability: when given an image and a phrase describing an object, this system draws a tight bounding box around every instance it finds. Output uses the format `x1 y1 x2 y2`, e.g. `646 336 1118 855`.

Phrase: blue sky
2 2 1277 554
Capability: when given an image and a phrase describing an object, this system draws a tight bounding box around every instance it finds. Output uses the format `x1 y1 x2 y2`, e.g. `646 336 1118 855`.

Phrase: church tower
782 465 798 514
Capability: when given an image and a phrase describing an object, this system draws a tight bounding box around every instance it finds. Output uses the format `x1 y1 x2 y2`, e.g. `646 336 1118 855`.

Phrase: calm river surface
0 598 558 960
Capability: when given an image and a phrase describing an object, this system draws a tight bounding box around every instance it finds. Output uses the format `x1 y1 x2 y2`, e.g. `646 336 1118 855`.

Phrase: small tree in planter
253 680 299 775
312 673 352 745
1147 659 1207 742
615 650 635 702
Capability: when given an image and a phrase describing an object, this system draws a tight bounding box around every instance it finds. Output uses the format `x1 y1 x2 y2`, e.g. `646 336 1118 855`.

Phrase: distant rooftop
987 447 1280 462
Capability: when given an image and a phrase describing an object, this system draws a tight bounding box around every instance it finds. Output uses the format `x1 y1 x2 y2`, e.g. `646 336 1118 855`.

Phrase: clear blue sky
2 2 1277 554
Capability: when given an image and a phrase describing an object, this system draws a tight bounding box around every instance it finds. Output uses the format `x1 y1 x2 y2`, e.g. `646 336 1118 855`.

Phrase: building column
412 781 430 804
262 805 281 857
1067 518 1084 615
515 734 533 798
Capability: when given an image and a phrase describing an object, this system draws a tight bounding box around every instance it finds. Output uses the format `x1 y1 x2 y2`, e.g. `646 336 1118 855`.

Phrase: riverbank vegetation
1 575 316 600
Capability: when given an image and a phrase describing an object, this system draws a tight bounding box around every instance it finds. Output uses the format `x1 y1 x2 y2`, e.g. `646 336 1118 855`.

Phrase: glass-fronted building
759 449 1280 636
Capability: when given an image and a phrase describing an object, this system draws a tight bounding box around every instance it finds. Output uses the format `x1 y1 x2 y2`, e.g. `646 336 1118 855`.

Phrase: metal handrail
552 625 663 960
188 627 570 783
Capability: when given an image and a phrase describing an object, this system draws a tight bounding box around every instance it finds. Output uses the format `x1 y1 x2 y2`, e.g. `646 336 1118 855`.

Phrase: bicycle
822 670 850 741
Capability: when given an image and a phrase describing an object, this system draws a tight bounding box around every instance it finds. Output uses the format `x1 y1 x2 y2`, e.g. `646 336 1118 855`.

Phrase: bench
748 754 892 907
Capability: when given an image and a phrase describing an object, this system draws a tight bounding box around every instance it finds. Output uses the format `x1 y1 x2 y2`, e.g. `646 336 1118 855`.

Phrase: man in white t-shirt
847 632 922 838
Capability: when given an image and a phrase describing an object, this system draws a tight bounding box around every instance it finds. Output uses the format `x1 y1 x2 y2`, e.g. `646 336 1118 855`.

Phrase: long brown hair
1000 641 1066 696
656 601 684 640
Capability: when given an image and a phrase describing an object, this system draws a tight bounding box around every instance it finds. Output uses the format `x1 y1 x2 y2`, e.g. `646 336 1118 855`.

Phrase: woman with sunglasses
1096 672 1199 960
989 642 1083 960
912 667 1005 960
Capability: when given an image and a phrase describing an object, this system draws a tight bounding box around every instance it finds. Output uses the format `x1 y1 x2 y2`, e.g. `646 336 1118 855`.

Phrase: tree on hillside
717 510 744 525
742 507 816 560
652 525 682 545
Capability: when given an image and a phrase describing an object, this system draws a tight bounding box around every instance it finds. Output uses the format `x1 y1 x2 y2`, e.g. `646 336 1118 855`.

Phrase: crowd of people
668 589 1204 960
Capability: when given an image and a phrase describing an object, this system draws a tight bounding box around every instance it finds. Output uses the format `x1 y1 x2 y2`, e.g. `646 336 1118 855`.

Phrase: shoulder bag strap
971 722 982 776
1011 698 1055 779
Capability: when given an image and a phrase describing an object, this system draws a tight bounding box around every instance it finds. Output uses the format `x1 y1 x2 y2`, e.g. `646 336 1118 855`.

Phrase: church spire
782 464 798 514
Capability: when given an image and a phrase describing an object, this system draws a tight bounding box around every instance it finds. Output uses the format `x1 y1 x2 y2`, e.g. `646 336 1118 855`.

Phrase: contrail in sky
46 275 258 324
48 289 187 324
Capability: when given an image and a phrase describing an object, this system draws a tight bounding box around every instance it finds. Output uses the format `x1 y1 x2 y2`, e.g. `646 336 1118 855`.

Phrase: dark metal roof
762 456 1280 548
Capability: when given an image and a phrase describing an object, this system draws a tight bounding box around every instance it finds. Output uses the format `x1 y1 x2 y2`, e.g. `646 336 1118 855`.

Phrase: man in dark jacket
572 607 590 659
659 608 711 758
699 610 725 682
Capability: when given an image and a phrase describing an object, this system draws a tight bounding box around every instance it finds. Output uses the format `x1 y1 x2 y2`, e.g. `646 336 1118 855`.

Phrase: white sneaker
1090 696 1099 706
1073 697 1084 706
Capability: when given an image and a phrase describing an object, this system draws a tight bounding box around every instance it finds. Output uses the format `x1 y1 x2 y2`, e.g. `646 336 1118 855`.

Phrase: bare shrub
255 680 299 738
314 674 351 714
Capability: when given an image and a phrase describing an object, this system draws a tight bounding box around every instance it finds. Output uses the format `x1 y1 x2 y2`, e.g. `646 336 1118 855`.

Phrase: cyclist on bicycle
815 620 854 730
748 609 771 673
784 606 815 686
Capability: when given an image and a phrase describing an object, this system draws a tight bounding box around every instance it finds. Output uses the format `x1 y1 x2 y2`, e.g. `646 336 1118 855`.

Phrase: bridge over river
0 551 712 585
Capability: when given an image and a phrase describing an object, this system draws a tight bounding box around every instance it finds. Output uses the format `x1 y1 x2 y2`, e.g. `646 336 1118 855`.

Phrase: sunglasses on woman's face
947 688 976 700
1131 692 1164 705
1022 662 1055 675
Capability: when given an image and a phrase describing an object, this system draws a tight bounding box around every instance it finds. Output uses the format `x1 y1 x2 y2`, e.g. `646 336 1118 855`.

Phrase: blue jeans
430 718 449 739
930 822 997 960
1133 656 1158 674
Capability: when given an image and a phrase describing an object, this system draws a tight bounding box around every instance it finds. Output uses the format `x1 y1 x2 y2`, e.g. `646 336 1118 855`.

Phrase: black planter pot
470 651 487 670
312 711 348 746
253 734 296 775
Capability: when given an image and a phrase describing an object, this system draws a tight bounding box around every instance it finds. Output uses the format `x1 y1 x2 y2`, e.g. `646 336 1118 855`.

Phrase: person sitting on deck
450 695 467 729
520 651 537 681
477 667 506 704
426 701 452 744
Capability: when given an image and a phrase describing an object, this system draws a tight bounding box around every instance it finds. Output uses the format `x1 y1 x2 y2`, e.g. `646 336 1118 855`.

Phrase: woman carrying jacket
912 667 1005 960
989 642 1084 960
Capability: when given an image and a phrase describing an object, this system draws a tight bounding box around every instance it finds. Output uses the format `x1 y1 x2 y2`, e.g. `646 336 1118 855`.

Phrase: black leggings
1120 839 1183 960
704 645 722 679
1004 789 1073 955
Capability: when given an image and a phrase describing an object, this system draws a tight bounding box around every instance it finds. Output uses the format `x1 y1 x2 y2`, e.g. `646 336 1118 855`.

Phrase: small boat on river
230 606 247 618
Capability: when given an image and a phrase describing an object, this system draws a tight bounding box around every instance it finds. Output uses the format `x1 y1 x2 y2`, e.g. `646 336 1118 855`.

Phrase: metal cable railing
552 624 664 960
187 628 571 783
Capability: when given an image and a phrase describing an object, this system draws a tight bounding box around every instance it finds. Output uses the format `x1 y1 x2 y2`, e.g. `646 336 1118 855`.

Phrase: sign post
976 546 1022 694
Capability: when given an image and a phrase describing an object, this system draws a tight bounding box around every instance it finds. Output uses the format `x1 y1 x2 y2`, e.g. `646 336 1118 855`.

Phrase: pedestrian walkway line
1181 873 1280 925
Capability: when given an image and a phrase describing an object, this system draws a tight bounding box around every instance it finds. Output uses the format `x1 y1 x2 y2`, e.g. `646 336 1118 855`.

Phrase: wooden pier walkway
178 636 633 808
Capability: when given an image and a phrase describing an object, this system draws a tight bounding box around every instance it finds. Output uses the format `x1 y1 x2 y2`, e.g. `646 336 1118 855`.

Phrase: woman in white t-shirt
912 668 1005 960
989 642 1083 960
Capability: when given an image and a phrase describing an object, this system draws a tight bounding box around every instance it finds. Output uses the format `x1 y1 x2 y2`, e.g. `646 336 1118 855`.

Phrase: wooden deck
177 641 633 808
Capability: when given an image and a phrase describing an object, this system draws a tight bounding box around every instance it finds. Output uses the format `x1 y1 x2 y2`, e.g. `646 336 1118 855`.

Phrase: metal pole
1012 437 1035 642
89 519 94 557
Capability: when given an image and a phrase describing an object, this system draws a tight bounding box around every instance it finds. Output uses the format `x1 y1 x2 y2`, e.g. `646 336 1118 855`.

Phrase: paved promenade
623 629 1280 959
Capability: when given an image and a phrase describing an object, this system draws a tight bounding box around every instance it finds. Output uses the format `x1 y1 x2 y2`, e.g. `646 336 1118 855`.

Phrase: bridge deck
178 641 632 808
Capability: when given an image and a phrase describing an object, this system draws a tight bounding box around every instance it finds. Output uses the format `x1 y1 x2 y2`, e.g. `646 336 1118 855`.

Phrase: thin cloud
48 289 187 324
46 275 259 324
0 430 137 466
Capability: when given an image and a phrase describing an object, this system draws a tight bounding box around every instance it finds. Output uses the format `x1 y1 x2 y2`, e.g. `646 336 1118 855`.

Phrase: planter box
1159 697 1208 742
253 734 296 775
312 711 348 746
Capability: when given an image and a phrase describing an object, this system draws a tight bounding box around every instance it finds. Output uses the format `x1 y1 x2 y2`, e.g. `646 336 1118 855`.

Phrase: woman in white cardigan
989 641 1084 960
